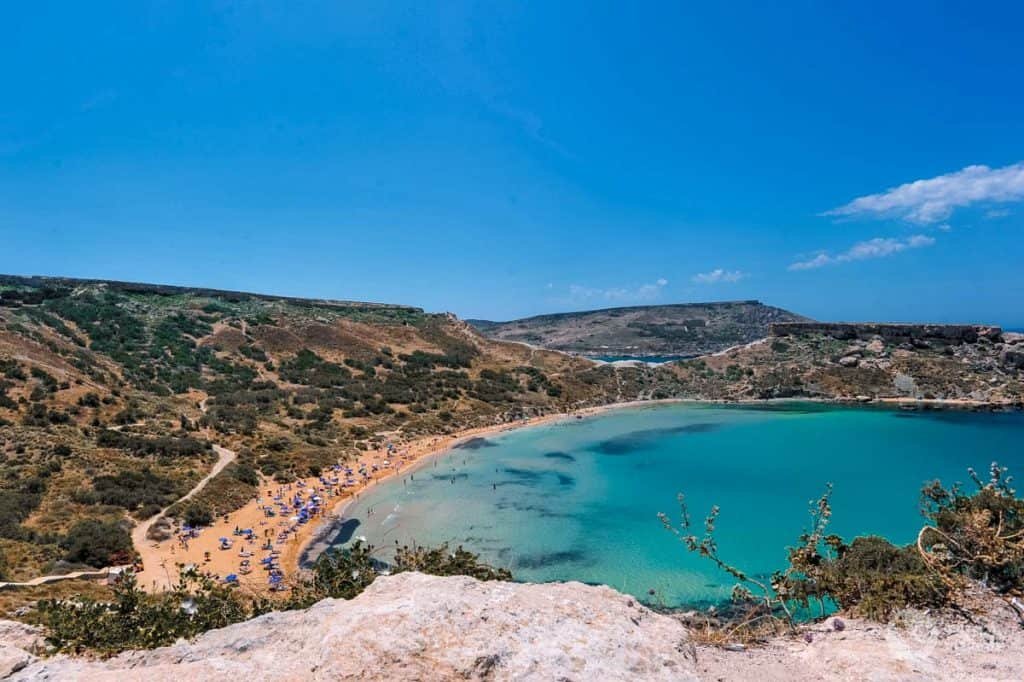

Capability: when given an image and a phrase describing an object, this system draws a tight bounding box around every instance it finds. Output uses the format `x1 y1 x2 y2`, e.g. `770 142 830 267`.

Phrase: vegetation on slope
670 328 1024 403
469 300 809 357
0 276 688 579
0 274 1019 586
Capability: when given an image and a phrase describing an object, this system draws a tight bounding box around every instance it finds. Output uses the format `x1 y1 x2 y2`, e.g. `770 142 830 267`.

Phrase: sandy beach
135 401 657 594
134 394 1015 595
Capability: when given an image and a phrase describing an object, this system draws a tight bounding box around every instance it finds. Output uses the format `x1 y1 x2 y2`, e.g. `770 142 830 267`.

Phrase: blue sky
2 2 1022 325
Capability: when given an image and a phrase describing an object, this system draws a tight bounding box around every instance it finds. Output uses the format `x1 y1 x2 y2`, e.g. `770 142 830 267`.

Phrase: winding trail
0 443 236 591
130 444 237 551
131 443 236 590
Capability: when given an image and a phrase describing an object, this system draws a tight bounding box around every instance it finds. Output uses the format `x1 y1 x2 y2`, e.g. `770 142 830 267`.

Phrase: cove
327 402 1024 608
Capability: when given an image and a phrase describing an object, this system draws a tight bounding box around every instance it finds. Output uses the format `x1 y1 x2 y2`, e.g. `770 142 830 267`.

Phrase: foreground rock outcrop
9 573 1024 681
11 573 698 681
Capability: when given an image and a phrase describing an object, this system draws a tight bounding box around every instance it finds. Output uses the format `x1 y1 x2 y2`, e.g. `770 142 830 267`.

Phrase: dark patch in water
495 468 575 489
515 549 588 569
537 508 577 519
590 423 720 455
493 500 576 519
299 518 361 568
493 480 533 489
543 451 576 462
454 437 496 450
462 536 504 547
504 467 542 480
328 518 361 545
892 410 1023 428
431 472 469 481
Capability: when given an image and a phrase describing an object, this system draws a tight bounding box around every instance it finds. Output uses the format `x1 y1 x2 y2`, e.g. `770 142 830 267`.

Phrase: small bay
329 402 1024 607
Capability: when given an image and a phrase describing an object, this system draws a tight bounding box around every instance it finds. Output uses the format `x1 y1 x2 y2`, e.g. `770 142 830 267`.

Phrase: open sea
324 402 1024 608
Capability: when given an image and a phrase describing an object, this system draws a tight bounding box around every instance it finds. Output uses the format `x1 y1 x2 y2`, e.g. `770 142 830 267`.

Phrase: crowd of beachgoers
140 440 425 592
134 404 634 594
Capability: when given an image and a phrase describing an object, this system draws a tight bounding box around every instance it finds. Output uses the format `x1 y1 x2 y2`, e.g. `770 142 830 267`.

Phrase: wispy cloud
555 278 669 305
691 269 746 284
789 235 935 271
823 162 1024 224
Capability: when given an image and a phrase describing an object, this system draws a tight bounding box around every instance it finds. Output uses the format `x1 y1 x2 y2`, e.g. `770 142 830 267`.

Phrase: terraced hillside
469 301 809 358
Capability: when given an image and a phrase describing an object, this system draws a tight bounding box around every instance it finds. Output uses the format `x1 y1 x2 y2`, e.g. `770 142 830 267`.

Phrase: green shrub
286 541 509 610
60 520 134 567
782 535 948 621
393 544 513 581
37 570 254 654
77 469 182 516
182 504 213 527
919 462 1024 593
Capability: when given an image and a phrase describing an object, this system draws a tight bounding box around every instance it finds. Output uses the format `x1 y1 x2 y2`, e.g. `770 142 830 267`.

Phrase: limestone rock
866 338 885 354
0 645 34 678
838 355 860 367
14 573 698 681
893 373 918 395
0 620 44 652
12 575 1024 681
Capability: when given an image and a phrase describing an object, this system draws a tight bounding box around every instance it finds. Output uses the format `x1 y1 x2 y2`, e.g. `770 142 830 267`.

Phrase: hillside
0 276 683 580
469 301 810 358
667 322 1024 404
0 275 1021 585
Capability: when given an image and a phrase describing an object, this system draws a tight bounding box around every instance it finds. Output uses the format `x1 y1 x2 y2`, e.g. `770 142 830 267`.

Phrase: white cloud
557 278 669 305
823 162 1024 224
691 269 746 284
789 235 935 271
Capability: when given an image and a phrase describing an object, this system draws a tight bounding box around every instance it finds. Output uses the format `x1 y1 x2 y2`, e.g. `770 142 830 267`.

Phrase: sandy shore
135 400 659 594
135 394 1019 594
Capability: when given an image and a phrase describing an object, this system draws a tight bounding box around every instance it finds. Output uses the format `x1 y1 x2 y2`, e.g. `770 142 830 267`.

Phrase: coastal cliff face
9 573 1024 681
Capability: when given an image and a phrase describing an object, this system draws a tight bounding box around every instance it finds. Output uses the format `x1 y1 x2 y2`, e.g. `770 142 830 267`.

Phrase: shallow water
327 402 1024 607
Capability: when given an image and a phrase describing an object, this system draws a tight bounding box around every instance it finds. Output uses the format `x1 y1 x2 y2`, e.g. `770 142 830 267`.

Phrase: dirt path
0 442 237 592
0 567 123 589
131 444 236 589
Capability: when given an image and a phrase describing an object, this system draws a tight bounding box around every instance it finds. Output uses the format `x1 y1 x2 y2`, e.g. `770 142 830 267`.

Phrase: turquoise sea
326 402 1024 607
